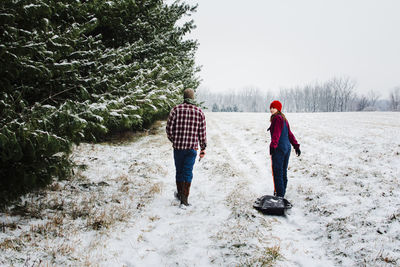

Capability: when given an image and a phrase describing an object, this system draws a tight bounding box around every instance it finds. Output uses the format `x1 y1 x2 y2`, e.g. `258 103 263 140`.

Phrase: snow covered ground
1 112 399 266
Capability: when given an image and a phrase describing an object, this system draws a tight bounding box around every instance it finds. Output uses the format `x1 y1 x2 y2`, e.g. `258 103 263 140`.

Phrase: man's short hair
183 88 195 99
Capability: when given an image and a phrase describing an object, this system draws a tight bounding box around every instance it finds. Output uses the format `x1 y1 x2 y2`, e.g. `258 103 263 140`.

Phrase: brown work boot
175 181 184 201
180 182 191 206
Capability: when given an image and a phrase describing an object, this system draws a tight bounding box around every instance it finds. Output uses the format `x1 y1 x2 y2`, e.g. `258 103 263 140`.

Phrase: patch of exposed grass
212 180 282 266
0 238 23 251
373 250 398 266
149 215 160 222
1 221 18 232
243 245 283 266
48 182 63 192
148 183 162 195
87 203 132 231
0 124 166 266
87 210 113 230
103 120 164 145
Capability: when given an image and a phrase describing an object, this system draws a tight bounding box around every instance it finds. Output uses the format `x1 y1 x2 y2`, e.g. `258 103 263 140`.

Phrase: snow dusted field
1 112 399 266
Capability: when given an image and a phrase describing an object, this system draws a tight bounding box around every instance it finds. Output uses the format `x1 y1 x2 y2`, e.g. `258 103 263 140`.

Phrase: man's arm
198 112 207 150
166 109 175 142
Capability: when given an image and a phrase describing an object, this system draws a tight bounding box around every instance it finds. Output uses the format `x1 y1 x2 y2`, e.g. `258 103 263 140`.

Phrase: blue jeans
173 149 197 183
272 148 291 197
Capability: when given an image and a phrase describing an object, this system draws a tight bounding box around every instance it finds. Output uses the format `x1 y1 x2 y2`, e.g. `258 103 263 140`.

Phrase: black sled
253 195 291 216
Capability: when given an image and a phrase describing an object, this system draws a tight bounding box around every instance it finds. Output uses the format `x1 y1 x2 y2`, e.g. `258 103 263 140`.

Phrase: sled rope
270 156 276 195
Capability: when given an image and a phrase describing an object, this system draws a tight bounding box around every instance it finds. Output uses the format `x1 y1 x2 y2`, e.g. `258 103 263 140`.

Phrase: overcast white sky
184 0 400 98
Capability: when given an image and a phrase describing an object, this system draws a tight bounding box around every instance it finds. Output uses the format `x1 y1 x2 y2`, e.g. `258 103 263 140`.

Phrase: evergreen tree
0 0 199 203
212 103 219 112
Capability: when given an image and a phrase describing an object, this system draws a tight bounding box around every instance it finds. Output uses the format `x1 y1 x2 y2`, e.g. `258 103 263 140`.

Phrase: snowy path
99 113 337 266
1 112 399 266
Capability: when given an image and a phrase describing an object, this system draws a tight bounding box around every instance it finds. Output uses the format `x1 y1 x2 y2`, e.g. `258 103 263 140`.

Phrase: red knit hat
270 100 282 112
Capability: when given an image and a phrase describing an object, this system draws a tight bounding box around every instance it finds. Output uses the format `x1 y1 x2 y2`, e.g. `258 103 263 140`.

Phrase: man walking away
166 88 207 206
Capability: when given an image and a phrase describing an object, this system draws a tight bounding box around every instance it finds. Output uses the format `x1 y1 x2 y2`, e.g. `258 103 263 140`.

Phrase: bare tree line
197 87 274 112
197 76 399 112
279 76 358 112
390 86 400 111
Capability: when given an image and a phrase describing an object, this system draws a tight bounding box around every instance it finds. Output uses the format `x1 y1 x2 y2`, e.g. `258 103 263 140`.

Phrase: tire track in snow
100 118 240 266
205 115 283 266
91 113 337 266
206 113 335 266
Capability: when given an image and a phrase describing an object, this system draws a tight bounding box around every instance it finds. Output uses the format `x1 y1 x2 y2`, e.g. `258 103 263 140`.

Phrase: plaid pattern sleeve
166 108 176 142
166 103 207 150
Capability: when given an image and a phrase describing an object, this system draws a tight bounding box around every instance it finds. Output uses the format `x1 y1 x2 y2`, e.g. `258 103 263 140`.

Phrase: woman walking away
268 100 301 205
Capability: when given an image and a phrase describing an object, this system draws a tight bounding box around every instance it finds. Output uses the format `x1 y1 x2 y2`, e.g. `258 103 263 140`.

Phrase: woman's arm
270 115 284 149
287 122 300 150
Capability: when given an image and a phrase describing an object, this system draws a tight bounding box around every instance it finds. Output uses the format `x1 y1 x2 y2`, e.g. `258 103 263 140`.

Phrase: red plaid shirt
166 103 207 150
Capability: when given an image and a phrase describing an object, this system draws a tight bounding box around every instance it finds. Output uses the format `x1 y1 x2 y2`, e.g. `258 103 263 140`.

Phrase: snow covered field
1 112 399 266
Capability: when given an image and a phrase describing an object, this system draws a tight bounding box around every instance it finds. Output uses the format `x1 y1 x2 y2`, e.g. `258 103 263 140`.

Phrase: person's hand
269 146 275 156
199 150 206 160
295 147 301 157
